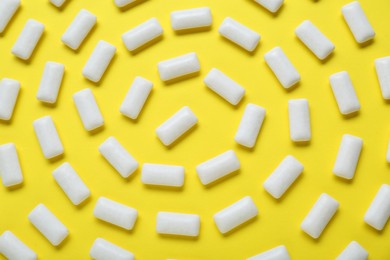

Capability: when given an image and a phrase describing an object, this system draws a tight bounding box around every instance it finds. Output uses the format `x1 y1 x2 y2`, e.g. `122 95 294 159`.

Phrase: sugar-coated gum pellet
36 62 65 104
73 88 104 131
0 78 20 121
364 184 390 231
94 197 138 230
235 103 266 148
213 196 258 234
157 52 200 81
263 155 303 199
387 138 390 163
156 106 198 146
82 40 116 83
61 9 96 50
288 99 311 142
141 163 184 187
264 47 300 89
0 143 23 187
156 212 200 237
33 116 64 159
342 1 375 43
329 71 360 115
196 150 240 186
301 193 339 239
11 19 44 60
0 0 20 34
204 68 245 106
28 204 69 246
122 18 163 52
247 245 291 260
0 231 37 260
218 17 260 52
375 56 390 100
114 0 136 8
120 76 153 120
170 7 212 31
333 134 363 180
99 136 139 178
336 241 368 260
50 0 66 8
295 20 335 60
90 238 134 260
52 162 91 206
254 0 284 13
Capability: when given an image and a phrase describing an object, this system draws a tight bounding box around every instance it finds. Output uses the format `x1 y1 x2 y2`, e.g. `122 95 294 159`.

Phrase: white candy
73 88 104 131
114 0 136 8
301 193 339 239
156 212 200 237
218 17 260 52
329 71 360 115
196 150 240 185
142 163 184 187
213 196 258 234
295 20 335 60
120 76 153 120
375 56 390 100
170 7 212 31
61 9 96 50
122 18 163 52
94 197 138 230
33 116 64 159
156 106 198 146
333 134 363 180
0 0 20 34
364 184 390 230
98 136 139 178
263 155 303 199
235 104 265 148
336 241 368 260
0 78 20 120
90 238 134 260
82 40 116 83
0 231 37 260
157 52 200 81
254 0 284 13
0 143 23 187
50 0 66 8
247 245 290 260
387 139 390 163
264 47 300 89
288 99 311 142
11 19 44 60
28 204 69 246
52 162 91 205
204 68 245 105
342 1 375 43
36 62 65 104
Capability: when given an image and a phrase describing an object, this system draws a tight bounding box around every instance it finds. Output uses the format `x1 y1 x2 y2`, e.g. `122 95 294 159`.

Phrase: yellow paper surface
1 0 389 259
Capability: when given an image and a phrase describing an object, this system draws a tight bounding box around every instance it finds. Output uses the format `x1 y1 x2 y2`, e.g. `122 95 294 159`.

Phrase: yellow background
1 0 390 259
